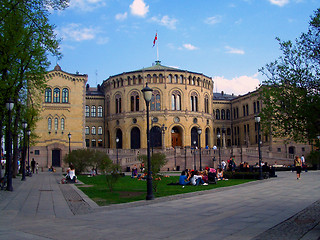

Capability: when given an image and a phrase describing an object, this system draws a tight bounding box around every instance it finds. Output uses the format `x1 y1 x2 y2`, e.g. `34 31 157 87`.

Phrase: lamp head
255 116 261 123
6 99 14 111
68 132 71 139
22 121 28 129
141 83 153 103
197 128 202 135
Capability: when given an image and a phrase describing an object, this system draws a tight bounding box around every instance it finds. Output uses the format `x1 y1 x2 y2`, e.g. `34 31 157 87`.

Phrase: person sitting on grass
179 170 190 185
66 163 77 183
190 170 208 186
216 168 228 181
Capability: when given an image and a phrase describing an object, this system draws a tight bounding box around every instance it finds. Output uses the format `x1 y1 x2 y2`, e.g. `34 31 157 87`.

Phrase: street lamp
255 116 263 180
141 83 154 200
21 121 28 181
197 127 202 170
193 140 196 170
116 137 119 166
217 133 221 167
161 124 167 150
6 99 14 191
26 129 31 177
68 132 71 155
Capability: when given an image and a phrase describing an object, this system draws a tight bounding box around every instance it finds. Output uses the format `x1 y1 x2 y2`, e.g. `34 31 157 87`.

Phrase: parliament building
30 61 311 170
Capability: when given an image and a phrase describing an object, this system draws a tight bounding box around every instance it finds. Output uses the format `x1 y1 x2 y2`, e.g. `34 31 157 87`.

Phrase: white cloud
268 0 290 7
225 46 245 55
115 12 128 21
150 15 178 30
130 0 149 17
204 16 222 25
213 75 261 95
68 0 106 11
183 43 198 51
58 23 99 42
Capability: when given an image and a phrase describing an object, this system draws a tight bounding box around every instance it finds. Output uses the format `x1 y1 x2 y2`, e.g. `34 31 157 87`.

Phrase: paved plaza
0 170 320 240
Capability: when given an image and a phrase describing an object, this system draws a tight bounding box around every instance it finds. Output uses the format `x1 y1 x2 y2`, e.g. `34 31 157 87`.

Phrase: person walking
294 156 302 180
31 158 36 174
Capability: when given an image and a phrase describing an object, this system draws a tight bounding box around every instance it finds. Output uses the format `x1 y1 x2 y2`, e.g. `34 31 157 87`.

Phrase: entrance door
172 133 181 148
52 149 61 167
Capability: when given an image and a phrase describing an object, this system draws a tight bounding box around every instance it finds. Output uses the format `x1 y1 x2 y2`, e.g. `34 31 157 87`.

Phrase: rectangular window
35 150 40 155
85 139 90 147
98 106 103 117
91 106 96 117
85 106 90 117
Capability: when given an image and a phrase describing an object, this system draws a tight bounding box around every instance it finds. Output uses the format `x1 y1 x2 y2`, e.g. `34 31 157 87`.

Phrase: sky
48 0 320 95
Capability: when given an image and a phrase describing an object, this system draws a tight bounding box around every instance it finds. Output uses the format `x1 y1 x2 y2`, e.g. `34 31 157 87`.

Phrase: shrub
138 152 168 192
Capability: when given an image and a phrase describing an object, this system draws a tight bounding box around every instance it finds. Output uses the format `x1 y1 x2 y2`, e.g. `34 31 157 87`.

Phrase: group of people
179 167 228 186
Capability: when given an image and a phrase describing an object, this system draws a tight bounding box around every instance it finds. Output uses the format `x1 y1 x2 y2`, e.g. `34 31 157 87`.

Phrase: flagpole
157 36 159 62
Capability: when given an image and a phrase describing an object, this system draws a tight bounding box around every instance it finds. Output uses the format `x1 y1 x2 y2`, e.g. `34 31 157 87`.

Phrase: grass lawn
76 174 254 206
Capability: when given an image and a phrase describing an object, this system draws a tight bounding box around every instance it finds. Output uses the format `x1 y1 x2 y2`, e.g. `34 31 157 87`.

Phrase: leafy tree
259 8 320 142
138 152 168 192
104 163 122 192
64 149 113 175
0 0 69 175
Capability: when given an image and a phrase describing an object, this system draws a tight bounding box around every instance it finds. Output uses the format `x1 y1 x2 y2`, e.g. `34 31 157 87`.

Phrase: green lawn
76 174 254 206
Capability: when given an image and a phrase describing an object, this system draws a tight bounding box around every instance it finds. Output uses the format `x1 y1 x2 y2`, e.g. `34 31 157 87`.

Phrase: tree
138 152 168 192
259 8 320 142
0 0 69 176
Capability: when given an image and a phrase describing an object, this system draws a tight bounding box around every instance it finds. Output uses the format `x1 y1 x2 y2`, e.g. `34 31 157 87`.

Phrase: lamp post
26 129 31 176
197 127 202 170
255 116 263 180
21 121 28 181
68 132 71 155
217 133 221 167
193 140 196 170
116 137 119 166
6 99 14 191
142 83 154 200
161 124 167 150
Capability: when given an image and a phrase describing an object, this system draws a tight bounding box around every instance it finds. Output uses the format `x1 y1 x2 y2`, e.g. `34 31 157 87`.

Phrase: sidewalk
0 171 319 239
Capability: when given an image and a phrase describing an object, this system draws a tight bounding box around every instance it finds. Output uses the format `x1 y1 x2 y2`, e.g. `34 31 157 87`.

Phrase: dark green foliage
138 152 168 192
105 164 122 192
64 149 112 175
259 8 320 142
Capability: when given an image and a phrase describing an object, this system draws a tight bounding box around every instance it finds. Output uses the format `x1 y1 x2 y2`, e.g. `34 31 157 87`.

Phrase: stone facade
30 62 311 170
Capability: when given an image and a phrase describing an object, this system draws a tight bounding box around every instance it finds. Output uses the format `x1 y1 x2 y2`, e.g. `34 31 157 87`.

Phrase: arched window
204 96 209 113
190 92 198 112
98 106 103 117
226 109 231 120
91 106 96 117
179 75 183 84
221 109 225 120
85 105 90 117
168 74 172 83
171 91 181 110
92 126 96 135
216 109 220 120
54 118 58 131
85 126 89 135
45 88 52 103
133 76 136 85
115 94 122 114
53 88 60 103
192 77 195 85
48 118 52 131
130 92 139 112
174 75 178 83
146 74 151 83
61 118 65 131
91 139 96 147
106 96 110 116
62 88 69 103
98 126 103 135
153 74 157 83
150 90 161 111
159 74 164 83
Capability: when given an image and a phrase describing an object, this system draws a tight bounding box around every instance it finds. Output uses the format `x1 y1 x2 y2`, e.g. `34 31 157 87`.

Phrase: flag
153 33 157 47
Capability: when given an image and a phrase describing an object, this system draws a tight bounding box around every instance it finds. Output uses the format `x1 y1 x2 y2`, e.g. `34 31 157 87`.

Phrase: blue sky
49 0 319 95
